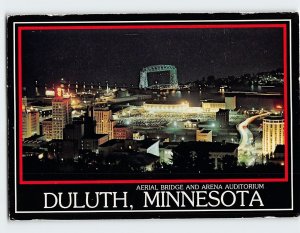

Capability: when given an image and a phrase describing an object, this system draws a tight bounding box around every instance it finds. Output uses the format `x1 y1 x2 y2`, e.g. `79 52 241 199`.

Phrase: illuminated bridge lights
139 65 178 89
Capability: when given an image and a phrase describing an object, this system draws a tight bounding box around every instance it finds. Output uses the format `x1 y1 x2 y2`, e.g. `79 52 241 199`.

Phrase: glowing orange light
57 87 62 97
276 105 282 109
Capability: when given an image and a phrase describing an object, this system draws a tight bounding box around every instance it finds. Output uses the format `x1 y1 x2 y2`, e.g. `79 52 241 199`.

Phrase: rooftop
217 109 230 113
200 129 212 134
202 99 224 103
185 119 198 123
264 114 284 121
52 97 70 102
145 100 187 105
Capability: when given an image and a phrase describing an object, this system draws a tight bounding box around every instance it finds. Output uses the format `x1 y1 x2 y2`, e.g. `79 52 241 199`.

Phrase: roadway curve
236 112 270 165
237 112 270 149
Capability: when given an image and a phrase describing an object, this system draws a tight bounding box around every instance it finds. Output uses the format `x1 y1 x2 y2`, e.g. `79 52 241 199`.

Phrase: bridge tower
139 65 178 89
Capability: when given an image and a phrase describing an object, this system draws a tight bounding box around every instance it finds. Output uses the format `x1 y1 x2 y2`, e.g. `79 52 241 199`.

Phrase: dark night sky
22 28 283 88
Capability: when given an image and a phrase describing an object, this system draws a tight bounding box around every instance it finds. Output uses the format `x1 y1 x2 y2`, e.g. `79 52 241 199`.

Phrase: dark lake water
155 86 283 110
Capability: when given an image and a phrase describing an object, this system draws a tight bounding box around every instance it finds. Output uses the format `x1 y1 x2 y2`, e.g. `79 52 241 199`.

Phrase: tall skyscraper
92 106 115 140
22 106 40 140
262 115 284 156
52 97 72 140
42 119 53 141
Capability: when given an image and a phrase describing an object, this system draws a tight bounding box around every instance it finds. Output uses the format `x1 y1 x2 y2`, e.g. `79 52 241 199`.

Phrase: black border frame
7 13 300 219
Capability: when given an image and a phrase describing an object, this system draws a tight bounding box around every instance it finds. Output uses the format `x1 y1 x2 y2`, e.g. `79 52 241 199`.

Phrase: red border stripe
20 178 287 185
283 25 289 180
18 24 286 31
18 27 23 184
17 23 289 185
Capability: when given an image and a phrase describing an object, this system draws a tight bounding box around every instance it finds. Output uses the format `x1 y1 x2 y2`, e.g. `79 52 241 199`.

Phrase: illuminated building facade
52 97 72 140
143 101 189 113
262 115 284 156
133 132 145 140
33 106 52 121
42 118 53 141
22 96 28 107
22 107 40 140
93 107 115 140
183 119 198 129
202 96 236 113
45 90 55 97
202 102 225 112
196 128 212 142
113 125 132 139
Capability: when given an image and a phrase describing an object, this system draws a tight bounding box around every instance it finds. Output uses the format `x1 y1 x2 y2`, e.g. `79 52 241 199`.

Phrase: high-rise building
92 107 115 140
34 106 52 121
52 97 72 140
42 118 53 141
79 110 110 152
262 115 284 156
22 107 40 140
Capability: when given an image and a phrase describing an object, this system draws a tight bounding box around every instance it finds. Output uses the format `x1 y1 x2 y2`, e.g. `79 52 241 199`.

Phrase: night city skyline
23 28 283 89
20 25 286 181
9 13 299 220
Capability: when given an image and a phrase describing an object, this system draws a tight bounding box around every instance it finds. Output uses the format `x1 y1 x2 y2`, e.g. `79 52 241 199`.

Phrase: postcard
7 13 299 219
